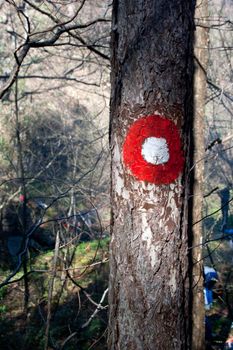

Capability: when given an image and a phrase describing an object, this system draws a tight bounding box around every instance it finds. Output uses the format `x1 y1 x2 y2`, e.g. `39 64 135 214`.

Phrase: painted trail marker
123 115 184 184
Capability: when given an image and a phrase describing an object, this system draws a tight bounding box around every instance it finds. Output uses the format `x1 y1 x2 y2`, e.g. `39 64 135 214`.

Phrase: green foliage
0 135 12 168
0 135 6 148
0 305 7 314
0 286 7 300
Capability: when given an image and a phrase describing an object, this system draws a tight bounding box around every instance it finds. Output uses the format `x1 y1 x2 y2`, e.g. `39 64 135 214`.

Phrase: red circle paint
122 115 184 184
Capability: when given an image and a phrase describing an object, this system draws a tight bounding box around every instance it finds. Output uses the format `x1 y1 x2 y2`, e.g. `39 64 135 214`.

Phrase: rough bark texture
192 1 208 349
108 1 195 349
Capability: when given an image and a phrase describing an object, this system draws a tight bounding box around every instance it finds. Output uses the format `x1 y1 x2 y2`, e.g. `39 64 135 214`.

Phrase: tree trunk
192 1 208 349
15 78 29 315
108 1 195 349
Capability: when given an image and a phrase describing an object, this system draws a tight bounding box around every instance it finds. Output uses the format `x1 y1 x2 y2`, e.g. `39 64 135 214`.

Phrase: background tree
200 0 233 347
191 0 208 348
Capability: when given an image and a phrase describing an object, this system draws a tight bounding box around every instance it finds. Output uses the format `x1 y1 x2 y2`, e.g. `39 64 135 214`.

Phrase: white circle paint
141 137 170 165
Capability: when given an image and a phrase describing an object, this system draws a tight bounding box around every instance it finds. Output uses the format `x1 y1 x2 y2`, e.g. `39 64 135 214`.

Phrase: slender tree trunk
108 1 195 349
15 78 29 315
44 230 60 350
192 1 208 349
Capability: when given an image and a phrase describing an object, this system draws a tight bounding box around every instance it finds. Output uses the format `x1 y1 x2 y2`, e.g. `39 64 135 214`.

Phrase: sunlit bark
192 1 208 349
109 1 195 349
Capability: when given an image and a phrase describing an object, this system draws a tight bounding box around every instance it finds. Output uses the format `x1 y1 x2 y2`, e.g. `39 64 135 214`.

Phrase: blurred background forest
0 0 232 349
0 1 111 349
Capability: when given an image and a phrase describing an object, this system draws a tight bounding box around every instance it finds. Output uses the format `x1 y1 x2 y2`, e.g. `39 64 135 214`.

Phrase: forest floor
0 237 110 350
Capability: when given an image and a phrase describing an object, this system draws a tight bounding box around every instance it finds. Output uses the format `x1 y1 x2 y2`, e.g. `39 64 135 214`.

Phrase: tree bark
192 1 208 349
108 1 195 349
15 78 29 315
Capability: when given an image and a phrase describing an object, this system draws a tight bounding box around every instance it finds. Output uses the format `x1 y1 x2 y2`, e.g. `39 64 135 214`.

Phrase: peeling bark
192 1 208 349
108 1 195 349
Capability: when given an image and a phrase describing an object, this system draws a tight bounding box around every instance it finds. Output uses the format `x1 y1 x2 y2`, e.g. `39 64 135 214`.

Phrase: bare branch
24 0 60 24
193 197 233 226
60 282 108 349
0 219 42 288
0 17 110 100
0 44 30 100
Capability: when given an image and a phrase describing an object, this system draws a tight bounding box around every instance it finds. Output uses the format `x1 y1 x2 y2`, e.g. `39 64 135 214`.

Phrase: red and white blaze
122 114 184 185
